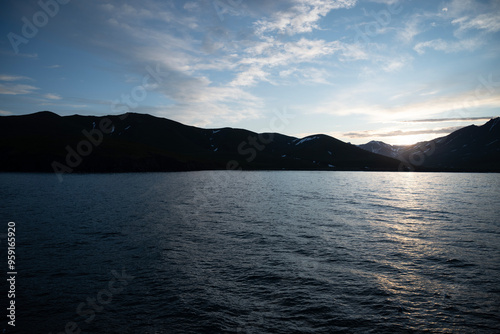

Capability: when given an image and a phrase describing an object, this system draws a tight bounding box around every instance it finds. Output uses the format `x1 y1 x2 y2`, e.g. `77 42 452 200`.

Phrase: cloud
156 100 263 128
366 0 400 4
0 83 38 95
1 0 365 126
46 65 62 69
64 2 258 123
43 93 62 100
343 126 463 138
241 38 342 66
0 110 13 115
0 50 38 59
279 66 332 85
402 116 496 123
384 90 500 119
452 13 500 33
0 74 38 95
104 2 199 30
313 87 500 122
2 0 495 133
183 2 199 11
339 43 369 61
381 55 412 72
142 64 264 126
414 38 483 54
254 0 356 36
232 38 350 87
441 0 477 17
397 16 424 43
0 75 33 81
39 102 87 109
80 0 364 118
231 65 272 86
404 1 498 56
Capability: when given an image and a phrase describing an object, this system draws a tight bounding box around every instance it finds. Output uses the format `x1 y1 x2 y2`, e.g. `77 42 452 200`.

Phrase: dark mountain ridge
0 111 402 176
359 117 500 172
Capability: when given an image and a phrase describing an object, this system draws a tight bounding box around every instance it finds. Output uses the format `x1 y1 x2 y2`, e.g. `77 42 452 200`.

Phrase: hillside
358 118 500 172
0 111 401 175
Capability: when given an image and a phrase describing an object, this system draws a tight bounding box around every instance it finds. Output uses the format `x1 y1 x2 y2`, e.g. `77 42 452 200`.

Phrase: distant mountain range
0 112 498 175
358 117 500 172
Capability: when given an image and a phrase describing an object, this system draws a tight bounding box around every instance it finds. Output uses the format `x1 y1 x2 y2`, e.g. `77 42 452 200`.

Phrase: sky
0 0 499 145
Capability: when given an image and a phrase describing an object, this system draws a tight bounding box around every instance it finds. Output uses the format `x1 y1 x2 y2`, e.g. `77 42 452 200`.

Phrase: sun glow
381 134 437 146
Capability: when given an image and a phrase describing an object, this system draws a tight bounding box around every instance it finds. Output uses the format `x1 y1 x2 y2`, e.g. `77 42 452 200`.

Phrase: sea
1 171 499 333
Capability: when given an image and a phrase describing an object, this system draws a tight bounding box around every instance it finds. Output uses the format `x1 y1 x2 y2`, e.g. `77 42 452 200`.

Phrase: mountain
0 111 401 176
358 118 500 172
358 141 407 159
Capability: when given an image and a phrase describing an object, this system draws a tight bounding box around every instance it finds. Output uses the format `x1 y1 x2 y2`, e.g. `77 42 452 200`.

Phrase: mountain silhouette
0 111 401 175
359 118 500 172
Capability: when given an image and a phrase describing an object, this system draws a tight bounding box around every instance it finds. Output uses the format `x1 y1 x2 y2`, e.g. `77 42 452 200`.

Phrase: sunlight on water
1 171 499 333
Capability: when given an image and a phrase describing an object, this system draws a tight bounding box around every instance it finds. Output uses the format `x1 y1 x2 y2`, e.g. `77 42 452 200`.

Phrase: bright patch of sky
0 0 499 144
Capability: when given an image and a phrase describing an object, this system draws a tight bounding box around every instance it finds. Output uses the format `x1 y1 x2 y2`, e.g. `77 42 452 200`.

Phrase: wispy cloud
366 0 400 4
452 12 500 33
231 65 272 87
0 75 33 81
71 2 261 124
279 66 332 85
232 38 347 87
397 15 425 43
39 102 88 108
0 74 37 95
242 38 330 66
388 91 500 119
0 50 38 58
343 126 463 138
405 0 499 56
0 110 13 115
414 38 483 54
441 0 479 17
67 0 361 126
402 116 496 123
183 2 199 12
0 83 38 95
313 88 500 121
255 0 356 36
43 93 62 100
381 55 413 72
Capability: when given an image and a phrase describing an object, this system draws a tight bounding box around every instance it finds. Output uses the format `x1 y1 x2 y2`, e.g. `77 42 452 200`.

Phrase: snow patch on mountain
293 136 320 145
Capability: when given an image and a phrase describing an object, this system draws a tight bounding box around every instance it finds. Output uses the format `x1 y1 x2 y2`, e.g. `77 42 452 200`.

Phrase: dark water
1 171 499 333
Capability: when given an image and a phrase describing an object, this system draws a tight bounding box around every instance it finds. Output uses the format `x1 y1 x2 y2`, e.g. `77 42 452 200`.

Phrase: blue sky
1 0 499 144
